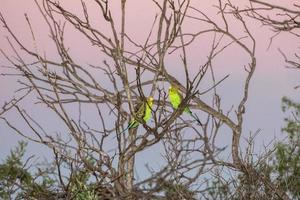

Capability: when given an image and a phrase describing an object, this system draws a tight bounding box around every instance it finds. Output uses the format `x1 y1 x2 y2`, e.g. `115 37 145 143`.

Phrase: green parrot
168 85 202 125
120 97 154 133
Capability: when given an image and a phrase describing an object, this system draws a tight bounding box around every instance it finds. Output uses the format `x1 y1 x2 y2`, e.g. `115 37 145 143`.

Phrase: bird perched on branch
168 85 202 125
120 97 154 133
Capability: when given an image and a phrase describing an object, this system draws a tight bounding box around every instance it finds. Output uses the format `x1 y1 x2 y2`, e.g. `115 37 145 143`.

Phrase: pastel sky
0 0 299 168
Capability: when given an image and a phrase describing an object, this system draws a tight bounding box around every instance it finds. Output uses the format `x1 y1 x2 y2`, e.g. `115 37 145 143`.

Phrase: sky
0 0 299 176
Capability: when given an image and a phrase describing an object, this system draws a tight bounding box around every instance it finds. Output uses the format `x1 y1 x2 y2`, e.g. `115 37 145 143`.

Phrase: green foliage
206 179 230 200
0 141 32 199
0 141 57 199
69 169 97 200
274 97 300 198
0 143 108 199
154 178 196 200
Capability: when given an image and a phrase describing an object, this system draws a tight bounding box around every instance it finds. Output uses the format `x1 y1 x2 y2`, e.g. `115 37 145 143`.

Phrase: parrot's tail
190 112 203 126
119 125 130 135
119 121 138 134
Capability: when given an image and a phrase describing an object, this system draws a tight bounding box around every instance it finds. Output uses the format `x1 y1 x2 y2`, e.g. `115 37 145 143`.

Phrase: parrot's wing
133 100 146 122
170 90 183 109
143 100 153 122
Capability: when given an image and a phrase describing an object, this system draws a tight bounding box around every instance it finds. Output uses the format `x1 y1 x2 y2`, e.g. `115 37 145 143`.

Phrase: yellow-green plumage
169 85 202 125
122 97 154 133
169 86 192 114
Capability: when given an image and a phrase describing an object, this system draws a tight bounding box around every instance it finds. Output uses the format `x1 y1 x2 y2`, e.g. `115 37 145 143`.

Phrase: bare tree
0 0 294 199
248 0 300 88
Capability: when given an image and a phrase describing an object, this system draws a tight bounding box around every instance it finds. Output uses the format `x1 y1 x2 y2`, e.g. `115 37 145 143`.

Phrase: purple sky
0 0 299 165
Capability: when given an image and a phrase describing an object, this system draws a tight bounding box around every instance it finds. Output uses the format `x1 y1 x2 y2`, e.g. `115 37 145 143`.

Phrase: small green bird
120 97 154 133
169 85 202 125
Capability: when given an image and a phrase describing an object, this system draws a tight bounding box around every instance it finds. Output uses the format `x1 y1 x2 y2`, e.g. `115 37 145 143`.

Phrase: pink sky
0 0 299 159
